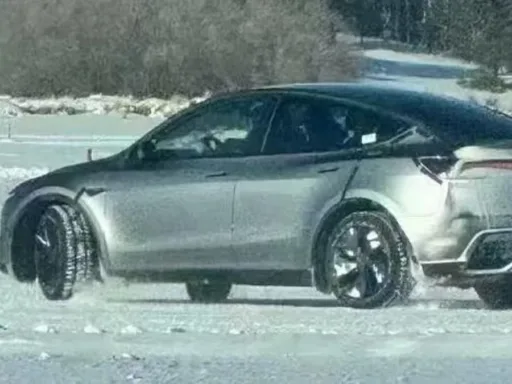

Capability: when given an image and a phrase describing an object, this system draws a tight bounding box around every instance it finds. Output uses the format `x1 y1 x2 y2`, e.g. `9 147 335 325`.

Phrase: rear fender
310 189 413 293
343 189 407 235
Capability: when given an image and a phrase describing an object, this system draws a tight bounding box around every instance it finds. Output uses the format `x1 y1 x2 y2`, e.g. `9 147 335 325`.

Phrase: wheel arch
9 187 108 282
310 193 415 293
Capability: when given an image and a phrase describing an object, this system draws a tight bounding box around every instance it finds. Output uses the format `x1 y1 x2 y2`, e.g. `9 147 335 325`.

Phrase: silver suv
3 83 512 309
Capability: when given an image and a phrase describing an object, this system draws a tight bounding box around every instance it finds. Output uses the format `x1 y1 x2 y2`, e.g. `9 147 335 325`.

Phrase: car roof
253 82 512 146
213 82 496 122
258 81 507 119
257 81 467 113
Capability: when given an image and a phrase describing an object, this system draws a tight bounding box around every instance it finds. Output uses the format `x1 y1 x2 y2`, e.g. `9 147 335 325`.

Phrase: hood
46 155 120 176
10 154 121 197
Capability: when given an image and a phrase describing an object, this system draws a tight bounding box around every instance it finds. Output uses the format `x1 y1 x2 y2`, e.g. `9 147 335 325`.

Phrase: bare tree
0 0 359 97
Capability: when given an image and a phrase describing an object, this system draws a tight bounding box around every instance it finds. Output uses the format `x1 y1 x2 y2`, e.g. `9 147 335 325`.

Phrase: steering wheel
201 135 223 152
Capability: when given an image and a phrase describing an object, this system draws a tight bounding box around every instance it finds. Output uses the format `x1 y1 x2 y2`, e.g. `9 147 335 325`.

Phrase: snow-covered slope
362 48 512 113
364 49 478 69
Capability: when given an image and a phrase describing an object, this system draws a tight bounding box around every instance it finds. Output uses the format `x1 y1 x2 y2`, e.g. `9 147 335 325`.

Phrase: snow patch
120 325 143 335
38 352 51 361
421 328 448 335
0 338 41 346
33 324 58 334
367 338 419 357
0 166 48 180
83 324 105 334
119 353 142 361
0 99 23 117
126 373 143 381
363 49 478 69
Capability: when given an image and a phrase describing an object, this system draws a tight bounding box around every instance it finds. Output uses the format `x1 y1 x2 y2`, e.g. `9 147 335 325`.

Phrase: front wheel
185 281 232 303
324 211 412 309
34 204 95 301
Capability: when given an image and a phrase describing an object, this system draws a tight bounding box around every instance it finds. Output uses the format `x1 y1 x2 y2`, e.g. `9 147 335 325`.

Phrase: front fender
2 186 111 276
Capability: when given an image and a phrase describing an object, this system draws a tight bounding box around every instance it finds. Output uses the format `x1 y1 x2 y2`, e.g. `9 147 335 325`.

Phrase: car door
102 94 278 272
231 94 362 270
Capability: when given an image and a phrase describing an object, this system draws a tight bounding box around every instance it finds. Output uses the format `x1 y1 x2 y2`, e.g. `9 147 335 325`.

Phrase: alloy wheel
328 220 392 300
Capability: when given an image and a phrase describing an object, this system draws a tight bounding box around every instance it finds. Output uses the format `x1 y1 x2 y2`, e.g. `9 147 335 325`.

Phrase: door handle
317 167 339 174
205 171 228 178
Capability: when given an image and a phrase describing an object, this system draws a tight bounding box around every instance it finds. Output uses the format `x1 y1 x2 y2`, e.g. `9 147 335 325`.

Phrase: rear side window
407 99 512 147
262 96 411 155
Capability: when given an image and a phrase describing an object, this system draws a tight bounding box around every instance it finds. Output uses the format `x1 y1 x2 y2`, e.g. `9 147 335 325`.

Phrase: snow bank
0 93 211 118
0 48 510 119
363 49 478 69
0 100 23 118
360 48 512 115
363 76 512 115
0 166 48 180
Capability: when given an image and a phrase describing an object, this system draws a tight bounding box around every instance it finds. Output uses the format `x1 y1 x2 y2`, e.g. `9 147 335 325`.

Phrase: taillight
414 156 457 184
461 160 512 172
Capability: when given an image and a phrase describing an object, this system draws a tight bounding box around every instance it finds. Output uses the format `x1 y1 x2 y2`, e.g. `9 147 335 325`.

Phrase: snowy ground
2 51 512 383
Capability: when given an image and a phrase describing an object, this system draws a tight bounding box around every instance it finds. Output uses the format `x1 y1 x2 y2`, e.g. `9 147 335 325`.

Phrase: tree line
0 0 357 97
331 0 512 77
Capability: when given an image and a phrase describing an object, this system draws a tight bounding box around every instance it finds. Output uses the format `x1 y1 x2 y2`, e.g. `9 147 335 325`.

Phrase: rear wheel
323 211 412 309
185 281 232 303
474 277 512 309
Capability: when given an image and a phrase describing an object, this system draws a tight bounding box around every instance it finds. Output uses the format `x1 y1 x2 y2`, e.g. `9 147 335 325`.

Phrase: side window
262 97 413 155
150 96 277 159
346 106 411 145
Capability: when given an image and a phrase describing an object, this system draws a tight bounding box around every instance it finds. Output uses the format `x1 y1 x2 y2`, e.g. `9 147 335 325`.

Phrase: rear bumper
421 228 512 278
410 175 512 280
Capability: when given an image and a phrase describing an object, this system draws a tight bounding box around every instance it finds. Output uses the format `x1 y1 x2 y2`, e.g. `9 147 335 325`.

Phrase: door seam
230 183 237 234
340 160 361 200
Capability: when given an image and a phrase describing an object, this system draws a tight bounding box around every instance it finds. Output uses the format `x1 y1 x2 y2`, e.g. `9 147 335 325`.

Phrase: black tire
474 277 512 309
185 281 232 303
34 204 93 301
322 211 412 309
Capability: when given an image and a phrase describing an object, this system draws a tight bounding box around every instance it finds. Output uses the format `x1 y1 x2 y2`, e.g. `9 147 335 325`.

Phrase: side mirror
138 140 158 162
